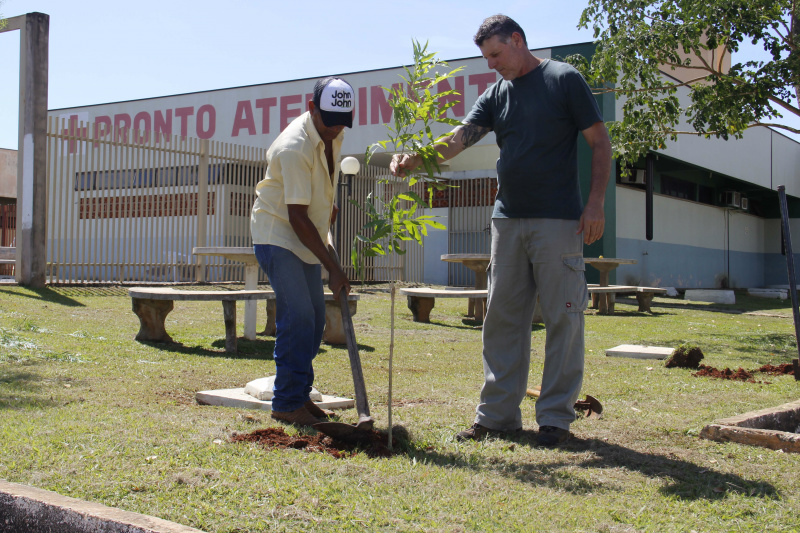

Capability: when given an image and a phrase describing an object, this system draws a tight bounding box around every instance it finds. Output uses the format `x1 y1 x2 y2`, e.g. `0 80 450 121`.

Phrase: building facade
47 42 800 289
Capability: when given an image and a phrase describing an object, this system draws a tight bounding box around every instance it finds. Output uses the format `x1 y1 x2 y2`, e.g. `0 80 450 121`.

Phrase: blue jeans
254 244 325 412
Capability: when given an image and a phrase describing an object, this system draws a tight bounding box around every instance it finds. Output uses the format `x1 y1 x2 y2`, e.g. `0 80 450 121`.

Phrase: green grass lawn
1 284 799 532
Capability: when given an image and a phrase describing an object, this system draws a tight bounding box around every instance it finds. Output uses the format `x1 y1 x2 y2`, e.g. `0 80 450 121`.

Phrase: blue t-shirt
464 59 603 220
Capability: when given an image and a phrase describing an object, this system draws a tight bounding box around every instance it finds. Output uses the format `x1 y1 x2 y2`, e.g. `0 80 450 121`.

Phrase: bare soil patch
230 427 396 458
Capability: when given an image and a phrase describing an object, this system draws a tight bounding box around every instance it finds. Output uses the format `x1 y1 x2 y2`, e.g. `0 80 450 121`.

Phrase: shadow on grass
412 319 545 332
588 307 675 318
398 432 777 501
630 297 793 316
136 336 376 360
135 338 277 360
0 370 59 410
315 341 376 353
0 287 85 307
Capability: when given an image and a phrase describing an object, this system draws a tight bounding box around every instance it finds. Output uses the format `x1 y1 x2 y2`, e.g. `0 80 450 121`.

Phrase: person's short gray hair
473 14 527 47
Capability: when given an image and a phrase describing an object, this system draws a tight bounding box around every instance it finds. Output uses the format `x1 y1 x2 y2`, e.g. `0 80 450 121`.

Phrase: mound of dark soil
693 365 757 382
230 427 396 458
756 363 795 375
690 361 795 382
664 345 704 369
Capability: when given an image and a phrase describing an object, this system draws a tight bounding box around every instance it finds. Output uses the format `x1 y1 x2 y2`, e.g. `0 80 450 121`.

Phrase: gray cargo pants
475 218 588 431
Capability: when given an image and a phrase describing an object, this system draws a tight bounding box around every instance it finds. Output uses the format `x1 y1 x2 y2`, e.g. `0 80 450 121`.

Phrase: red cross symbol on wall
61 115 88 154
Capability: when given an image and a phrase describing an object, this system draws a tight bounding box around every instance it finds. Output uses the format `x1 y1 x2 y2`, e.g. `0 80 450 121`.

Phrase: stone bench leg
594 293 615 315
131 298 174 342
323 300 358 345
222 300 237 353
467 298 488 321
472 297 486 322
262 299 358 345
636 292 655 313
262 300 277 336
407 296 435 322
532 293 543 324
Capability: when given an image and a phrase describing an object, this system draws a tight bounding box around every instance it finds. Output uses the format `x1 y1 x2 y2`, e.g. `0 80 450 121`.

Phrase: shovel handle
328 244 372 424
339 289 372 421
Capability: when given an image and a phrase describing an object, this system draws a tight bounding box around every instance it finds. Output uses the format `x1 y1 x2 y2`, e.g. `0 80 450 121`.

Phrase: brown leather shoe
271 406 322 427
304 400 335 420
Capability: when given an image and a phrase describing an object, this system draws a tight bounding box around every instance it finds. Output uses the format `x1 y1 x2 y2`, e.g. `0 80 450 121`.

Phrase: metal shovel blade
313 417 374 444
574 394 603 419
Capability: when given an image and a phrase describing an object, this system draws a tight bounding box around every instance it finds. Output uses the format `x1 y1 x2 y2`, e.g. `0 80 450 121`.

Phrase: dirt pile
756 363 796 375
230 427 397 458
691 362 795 382
664 345 704 369
693 365 756 382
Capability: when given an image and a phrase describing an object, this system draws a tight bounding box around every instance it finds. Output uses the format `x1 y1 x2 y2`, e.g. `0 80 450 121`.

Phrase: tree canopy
573 1 800 170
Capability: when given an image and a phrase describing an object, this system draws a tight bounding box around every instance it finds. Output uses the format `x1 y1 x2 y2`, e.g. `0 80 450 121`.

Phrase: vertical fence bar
45 116 57 282
196 139 209 282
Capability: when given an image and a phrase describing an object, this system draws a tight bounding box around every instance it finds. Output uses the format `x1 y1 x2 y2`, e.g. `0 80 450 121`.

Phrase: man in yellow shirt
251 77 354 427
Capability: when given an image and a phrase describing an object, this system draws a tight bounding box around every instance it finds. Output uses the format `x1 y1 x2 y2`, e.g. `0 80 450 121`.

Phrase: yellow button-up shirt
250 112 342 264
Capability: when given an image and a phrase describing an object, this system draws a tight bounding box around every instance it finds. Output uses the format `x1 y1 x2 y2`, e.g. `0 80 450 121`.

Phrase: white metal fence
46 117 266 283
434 177 495 286
44 118 440 284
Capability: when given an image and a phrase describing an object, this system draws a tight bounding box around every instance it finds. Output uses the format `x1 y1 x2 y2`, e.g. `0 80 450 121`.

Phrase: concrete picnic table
440 253 489 319
584 257 637 314
193 247 260 340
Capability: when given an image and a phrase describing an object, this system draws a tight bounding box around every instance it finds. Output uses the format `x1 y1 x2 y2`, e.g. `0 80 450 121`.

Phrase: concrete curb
0 480 206 533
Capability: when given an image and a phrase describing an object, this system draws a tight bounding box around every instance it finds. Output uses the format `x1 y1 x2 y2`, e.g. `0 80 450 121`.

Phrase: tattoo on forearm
457 123 490 149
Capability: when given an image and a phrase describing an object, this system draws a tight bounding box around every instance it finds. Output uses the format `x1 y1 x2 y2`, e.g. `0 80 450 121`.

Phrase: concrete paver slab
684 289 735 304
606 344 673 360
196 388 354 411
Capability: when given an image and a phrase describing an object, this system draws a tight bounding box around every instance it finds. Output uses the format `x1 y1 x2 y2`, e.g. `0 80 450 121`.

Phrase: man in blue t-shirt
391 14 612 446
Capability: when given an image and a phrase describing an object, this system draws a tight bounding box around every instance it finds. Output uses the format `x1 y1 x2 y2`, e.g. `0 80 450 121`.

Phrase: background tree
0 0 7 30
572 1 800 170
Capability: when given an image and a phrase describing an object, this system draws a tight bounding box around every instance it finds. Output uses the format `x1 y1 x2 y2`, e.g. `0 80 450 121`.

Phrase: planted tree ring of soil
230 427 397 458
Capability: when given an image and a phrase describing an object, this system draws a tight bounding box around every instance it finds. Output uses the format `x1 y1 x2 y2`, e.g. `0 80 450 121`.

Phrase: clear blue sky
0 0 794 149
0 0 597 149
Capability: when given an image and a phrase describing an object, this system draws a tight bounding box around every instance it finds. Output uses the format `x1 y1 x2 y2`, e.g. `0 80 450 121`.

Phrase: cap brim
320 109 353 128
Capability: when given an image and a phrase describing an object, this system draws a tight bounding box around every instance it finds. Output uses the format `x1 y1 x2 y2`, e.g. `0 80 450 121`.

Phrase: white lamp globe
340 156 360 176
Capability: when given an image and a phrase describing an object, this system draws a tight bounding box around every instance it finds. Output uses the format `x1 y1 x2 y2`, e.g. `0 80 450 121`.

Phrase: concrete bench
588 285 667 314
128 287 274 353
260 292 361 345
0 247 15 270
399 287 488 323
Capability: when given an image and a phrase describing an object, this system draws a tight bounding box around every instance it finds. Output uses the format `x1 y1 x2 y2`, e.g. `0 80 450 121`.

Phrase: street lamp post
337 157 360 256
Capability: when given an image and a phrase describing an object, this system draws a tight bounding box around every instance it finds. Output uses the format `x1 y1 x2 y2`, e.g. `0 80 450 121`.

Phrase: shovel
313 245 375 442
526 385 604 419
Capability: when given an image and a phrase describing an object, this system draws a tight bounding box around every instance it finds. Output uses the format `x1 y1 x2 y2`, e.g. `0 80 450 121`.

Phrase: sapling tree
351 40 463 445
353 39 462 276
